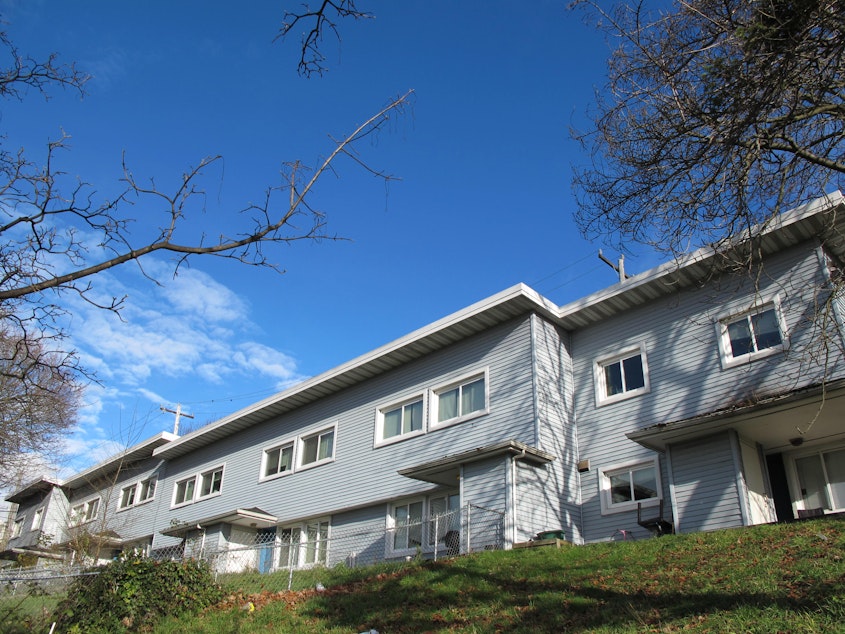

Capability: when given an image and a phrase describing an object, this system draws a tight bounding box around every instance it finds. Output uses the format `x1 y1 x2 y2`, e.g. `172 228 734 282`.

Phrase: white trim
593 344 650 407
31 506 44 532
716 295 789 369
117 474 158 512
170 463 226 508
259 439 296 482
69 496 101 526
784 442 845 516
598 458 662 516
374 393 427 448
197 464 226 501
297 423 337 471
430 369 489 429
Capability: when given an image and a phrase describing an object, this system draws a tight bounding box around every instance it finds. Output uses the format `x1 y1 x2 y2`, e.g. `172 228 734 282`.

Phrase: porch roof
627 379 845 453
160 507 277 537
398 439 555 485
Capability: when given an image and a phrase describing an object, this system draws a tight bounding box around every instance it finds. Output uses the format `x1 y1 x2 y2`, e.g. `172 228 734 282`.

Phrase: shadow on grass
300 556 842 633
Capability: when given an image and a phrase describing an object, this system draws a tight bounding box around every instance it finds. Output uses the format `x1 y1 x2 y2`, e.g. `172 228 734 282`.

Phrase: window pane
121 487 135 508
279 445 293 472
604 362 623 396
728 318 754 357
622 355 645 391
404 400 423 433
438 388 459 421
609 472 632 503
265 447 281 477
632 466 658 500
795 455 830 510
302 436 318 464
823 449 845 509
408 501 423 547
461 378 485 415
383 408 402 438
318 431 334 460
751 309 782 350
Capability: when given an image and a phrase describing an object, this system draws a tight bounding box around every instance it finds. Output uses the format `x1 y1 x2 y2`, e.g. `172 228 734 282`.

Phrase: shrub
54 555 223 633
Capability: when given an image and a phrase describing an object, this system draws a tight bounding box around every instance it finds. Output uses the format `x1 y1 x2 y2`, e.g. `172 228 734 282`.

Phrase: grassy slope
156 518 845 633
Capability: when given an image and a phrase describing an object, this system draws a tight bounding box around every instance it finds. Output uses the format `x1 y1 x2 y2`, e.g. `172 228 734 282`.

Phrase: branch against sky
278 0 374 77
571 0 845 255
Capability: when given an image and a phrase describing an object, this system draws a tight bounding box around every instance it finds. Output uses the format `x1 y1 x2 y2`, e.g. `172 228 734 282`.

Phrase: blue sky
2 1 664 475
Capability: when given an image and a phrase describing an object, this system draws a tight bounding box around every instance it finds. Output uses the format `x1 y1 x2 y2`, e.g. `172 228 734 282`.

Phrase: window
389 493 460 554
11 517 24 538
792 447 845 514
119 476 157 510
717 300 787 368
173 476 196 506
391 500 424 551
32 507 44 532
434 374 487 425
377 397 424 444
300 427 335 468
70 498 100 526
262 442 294 479
199 467 223 498
599 460 660 514
428 493 460 546
278 519 329 569
595 346 649 405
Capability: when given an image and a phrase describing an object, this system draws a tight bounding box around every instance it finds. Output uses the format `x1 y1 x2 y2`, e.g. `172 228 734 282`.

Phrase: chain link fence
1 504 504 629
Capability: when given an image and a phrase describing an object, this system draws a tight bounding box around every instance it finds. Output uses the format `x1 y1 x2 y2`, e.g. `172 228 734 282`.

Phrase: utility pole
160 403 194 435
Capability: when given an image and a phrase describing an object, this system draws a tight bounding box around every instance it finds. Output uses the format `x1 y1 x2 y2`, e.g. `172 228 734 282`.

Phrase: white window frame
70 497 101 526
118 475 157 511
786 443 845 516
598 459 661 515
277 518 330 569
375 394 426 447
716 297 788 369
172 475 197 508
430 370 489 429
31 507 44 532
11 517 24 538
387 492 460 556
298 425 336 471
594 344 650 406
197 465 225 500
260 440 296 481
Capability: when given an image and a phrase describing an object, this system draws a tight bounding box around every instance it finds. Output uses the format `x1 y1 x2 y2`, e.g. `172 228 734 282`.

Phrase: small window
173 476 196 506
717 300 787 368
120 485 136 509
71 498 100 526
11 517 24 538
198 467 224 498
137 476 157 503
599 460 660 514
300 427 335 467
595 346 649 405
434 374 487 425
391 500 424 551
377 397 424 444
32 507 44 532
263 442 294 479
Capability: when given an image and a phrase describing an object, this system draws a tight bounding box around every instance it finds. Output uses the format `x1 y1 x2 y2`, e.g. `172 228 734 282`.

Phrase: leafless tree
0 23 410 476
278 0 374 77
571 0 845 255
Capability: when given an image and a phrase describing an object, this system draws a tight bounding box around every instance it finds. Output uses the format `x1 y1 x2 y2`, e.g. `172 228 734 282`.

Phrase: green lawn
152 518 845 633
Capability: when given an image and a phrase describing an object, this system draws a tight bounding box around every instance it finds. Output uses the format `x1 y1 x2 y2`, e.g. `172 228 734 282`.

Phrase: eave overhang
5 477 63 504
398 440 555 485
628 379 845 452
160 507 277 537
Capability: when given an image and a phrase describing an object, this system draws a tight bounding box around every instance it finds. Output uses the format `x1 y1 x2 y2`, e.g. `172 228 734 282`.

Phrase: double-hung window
595 346 649 405
199 467 224 498
434 373 487 425
300 427 335 468
599 460 660 514
377 397 424 444
70 498 100 526
120 476 157 510
717 299 787 368
262 442 294 479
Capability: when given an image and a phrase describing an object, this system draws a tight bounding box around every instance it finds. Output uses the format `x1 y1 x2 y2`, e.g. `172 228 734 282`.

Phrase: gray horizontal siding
572 244 837 541
670 432 743 532
151 316 535 538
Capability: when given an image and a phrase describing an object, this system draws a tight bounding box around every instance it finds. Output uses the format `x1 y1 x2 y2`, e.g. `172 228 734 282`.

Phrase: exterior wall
101 457 168 546
5 487 64 552
668 432 743 532
151 316 535 550
571 244 839 541
462 457 507 551
513 314 581 544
